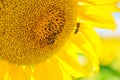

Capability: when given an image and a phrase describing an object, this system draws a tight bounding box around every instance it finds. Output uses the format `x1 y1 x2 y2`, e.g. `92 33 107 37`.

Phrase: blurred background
78 13 120 80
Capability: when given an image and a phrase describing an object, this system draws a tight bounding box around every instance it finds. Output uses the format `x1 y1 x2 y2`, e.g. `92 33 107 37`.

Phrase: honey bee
74 23 80 34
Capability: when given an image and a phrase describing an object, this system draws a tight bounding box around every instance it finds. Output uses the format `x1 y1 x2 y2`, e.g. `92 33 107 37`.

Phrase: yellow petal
9 65 26 80
34 57 63 80
82 20 116 30
80 12 115 25
77 1 118 29
80 0 119 5
72 33 99 70
55 54 86 78
78 2 119 12
80 24 102 57
0 60 9 80
100 38 120 65
57 49 88 77
57 32 100 78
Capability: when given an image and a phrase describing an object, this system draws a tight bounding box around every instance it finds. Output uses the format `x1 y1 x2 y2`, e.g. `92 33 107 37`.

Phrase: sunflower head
0 0 78 64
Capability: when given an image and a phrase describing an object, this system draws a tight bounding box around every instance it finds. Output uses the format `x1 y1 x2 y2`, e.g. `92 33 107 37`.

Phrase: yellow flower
99 37 120 76
0 0 119 80
109 38 120 73
100 38 120 66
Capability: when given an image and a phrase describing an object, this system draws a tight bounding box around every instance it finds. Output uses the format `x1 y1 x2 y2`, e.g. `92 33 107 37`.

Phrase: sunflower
0 0 119 80
100 38 120 66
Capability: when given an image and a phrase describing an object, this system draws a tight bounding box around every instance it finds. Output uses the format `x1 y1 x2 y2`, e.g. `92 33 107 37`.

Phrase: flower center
0 0 76 64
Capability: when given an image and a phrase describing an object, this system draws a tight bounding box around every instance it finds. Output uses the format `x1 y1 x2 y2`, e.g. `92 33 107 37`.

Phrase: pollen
0 0 77 64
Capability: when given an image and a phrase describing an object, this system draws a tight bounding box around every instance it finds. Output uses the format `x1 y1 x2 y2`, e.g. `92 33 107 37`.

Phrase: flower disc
0 0 77 64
